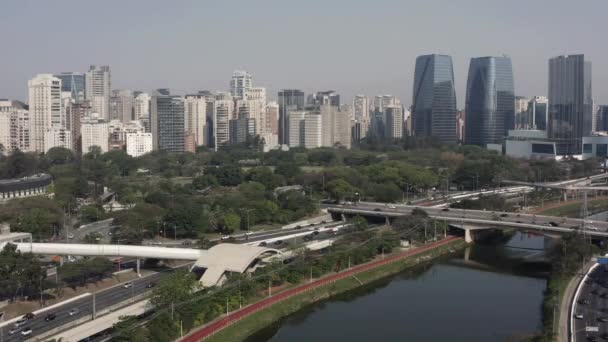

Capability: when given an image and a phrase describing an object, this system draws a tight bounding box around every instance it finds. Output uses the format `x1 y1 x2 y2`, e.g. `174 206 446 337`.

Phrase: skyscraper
385 105 404 140
0 100 31 152
230 70 252 100
411 54 457 144
150 89 185 152
28 74 63 152
110 89 135 123
278 89 305 145
85 65 111 121
55 72 86 102
134 93 151 132
308 91 340 107
465 56 515 147
514 96 529 129
213 92 234 150
548 54 592 155
184 94 208 148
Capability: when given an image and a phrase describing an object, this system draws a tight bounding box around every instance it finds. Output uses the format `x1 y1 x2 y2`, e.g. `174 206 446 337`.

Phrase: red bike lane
181 236 460 342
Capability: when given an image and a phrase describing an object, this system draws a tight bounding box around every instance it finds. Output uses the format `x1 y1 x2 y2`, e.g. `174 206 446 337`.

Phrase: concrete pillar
136 259 141 277
464 246 471 261
341 214 346 222
385 216 390 226
464 228 473 243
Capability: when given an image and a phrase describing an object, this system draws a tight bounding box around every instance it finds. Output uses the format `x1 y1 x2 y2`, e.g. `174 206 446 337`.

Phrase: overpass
1 242 280 287
325 202 608 242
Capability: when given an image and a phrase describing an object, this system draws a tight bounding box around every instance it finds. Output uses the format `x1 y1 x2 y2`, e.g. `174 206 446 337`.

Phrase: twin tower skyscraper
411 54 514 146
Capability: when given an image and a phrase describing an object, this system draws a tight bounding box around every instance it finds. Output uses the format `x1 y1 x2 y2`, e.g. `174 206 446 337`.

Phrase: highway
325 202 608 236
573 265 608 341
0 266 186 342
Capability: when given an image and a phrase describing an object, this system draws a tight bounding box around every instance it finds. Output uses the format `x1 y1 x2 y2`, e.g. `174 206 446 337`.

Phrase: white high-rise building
85 65 111 121
265 102 279 135
303 112 322 148
321 105 352 149
44 127 72 152
184 94 208 147
28 74 62 152
0 100 31 152
134 92 151 132
385 105 404 140
81 113 109 154
126 132 153 157
230 70 253 100
214 92 234 150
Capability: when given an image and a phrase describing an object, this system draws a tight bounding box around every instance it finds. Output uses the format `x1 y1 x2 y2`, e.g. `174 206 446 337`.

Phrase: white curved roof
193 243 280 273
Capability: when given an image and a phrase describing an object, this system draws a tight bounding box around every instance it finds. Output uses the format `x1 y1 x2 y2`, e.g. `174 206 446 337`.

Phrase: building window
597 144 608 157
583 144 593 154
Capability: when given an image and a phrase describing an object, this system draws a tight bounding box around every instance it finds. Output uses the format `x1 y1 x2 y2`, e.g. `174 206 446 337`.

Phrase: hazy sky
2 0 607 107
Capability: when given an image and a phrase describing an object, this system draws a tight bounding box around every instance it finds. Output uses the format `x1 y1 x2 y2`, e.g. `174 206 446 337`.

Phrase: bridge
325 202 608 243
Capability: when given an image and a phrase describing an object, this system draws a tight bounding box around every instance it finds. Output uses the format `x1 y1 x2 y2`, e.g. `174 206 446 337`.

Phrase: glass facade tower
465 56 515 146
55 72 86 102
548 54 592 155
412 54 457 144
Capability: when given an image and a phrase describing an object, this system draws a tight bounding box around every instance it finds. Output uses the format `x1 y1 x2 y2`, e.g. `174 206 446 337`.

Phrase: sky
1 0 607 107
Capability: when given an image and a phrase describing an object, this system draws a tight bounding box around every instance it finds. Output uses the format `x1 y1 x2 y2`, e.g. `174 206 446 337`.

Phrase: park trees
0 243 45 300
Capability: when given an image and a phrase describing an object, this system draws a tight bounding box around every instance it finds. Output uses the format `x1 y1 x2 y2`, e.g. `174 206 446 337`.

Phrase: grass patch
206 239 467 342
537 199 608 218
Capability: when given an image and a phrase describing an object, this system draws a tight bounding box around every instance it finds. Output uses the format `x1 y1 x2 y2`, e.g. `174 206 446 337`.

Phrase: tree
275 162 301 181
0 243 45 300
3 149 38 178
205 165 242 186
84 232 103 244
79 205 104 224
326 179 357 202
151 269 200 310
222 212 241 234
45 147 75 166
192 174 218 190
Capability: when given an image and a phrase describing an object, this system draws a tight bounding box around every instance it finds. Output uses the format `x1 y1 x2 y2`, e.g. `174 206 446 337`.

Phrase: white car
123 282 133 289
68 308 79 316
14 318 27 328
8 327 21 335
21 327 32 336
387 205 396 209
574 313 584 319
220 235 232 240
68 234 74 239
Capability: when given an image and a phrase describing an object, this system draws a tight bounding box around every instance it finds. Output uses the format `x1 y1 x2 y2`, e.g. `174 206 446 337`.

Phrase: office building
265 102 279 135
596 106 608 132
108 120 145 151
308 91 340 107
548 54 593 155
514 96 529 129
353 95 370 138
229 118 248 145
85 65 111 121
0 100 30 152
465 56 515 147
411 54 458 144
230 70 252 100
278 89 305 145
150 89 185 153
110 90 135 123
126 132 153 157
385 105 404 140
288 110 322 149
134 92 151 132
55 72 85 103
28 74 62 152
80 113 108 154
321 105 352 149
529 96 548 130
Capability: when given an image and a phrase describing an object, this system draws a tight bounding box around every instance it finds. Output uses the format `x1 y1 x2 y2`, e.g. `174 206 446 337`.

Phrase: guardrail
569 263 599 342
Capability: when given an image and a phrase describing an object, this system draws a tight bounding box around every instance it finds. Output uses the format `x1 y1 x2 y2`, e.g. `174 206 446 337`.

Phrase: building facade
110 89 135 123
278 89 305 145
150 90 185 153
126 132 153 157
55 72 86 103
230 70 252 100
0 100 30 152
184 94 208 148
548 54 593 155
464 56 515 147
134 93 151 132
411 54 458 144
213 92 233 150
385 105 404 140
85 65 111 121
81 114 109 154
529 96 548 130
28 74 63 152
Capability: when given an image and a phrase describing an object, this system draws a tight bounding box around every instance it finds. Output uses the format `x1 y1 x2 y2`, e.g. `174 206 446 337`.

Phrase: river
246 232 552 342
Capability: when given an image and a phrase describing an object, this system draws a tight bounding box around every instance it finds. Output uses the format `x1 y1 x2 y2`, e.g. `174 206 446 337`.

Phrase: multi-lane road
0 267 183 342
573 265 608 341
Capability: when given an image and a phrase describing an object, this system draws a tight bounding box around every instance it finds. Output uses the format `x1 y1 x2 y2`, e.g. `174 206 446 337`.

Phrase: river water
247 232 551 342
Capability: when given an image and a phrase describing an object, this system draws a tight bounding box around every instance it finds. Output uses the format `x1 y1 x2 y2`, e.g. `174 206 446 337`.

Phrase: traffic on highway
573 265 608 341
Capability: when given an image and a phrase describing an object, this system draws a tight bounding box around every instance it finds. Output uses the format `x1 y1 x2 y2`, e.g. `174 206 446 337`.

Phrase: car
68 308 80 316
258 241 267 247
579 298 590 305
387 205 396 209
181 240 192 246
273 240 283 245
373 208 382 212
123 282 133 289
220 235 232 240
68 234 74 239
500 213 508 217
295 225 302 229
146 282 156 288
441 208 450 212
21 328 32 336
574 313 584 319
14 318 27 328
599 317 608 323
549 221 559 227
8 327 21 335
44 313 56 321
24 312 35 320
516 221 522 223
312 231 320 236
303 234 314 242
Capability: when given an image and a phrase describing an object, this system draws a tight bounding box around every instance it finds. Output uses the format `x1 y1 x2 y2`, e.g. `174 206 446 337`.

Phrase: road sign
597 257 608 264
586 326 599 332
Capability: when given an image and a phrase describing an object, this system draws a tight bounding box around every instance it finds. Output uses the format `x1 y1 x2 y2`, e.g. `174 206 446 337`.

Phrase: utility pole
310 267 313 283
1 311 5 342
92 292 96 319
424 222 427 244
180 320 183 338
268 279 272 297
171 302 174 320
226 297 229 315
433 221 437 241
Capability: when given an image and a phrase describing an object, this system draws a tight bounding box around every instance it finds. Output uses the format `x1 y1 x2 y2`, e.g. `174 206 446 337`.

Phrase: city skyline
1 0 607 106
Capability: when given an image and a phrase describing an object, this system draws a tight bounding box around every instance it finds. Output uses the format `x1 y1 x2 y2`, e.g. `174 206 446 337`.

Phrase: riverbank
189 237 467 342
